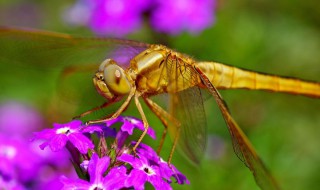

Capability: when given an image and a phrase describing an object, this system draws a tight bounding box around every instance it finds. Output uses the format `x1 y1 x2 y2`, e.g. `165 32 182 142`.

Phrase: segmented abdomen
197 62 320 98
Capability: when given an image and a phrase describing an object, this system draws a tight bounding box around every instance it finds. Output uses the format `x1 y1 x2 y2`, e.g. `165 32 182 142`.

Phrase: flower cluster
64 0 216 36
34 116 189 189
0 102 72 190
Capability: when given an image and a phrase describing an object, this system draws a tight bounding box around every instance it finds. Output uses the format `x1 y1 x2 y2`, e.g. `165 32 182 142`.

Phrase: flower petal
103 166 127 189
68 133 94 154
60 176 91 190
126 169 147 190
48 134 68 152
117 153 142 168
88 154 110 184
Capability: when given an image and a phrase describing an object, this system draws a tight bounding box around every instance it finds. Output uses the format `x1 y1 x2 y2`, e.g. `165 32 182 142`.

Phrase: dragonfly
0 27 319 190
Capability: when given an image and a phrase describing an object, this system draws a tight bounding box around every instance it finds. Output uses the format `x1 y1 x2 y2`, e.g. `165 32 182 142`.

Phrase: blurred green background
1 0 320 189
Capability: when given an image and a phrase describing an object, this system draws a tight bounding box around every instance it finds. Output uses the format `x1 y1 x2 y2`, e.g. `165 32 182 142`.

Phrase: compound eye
99 59 113 72
103 63 131 95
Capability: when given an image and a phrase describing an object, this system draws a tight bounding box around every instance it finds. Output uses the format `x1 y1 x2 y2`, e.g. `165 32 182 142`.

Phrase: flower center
142 165 155 176
56 127 72 135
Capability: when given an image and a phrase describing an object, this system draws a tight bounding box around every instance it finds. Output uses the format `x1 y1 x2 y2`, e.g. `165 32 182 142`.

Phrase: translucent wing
168 87 207 164
0 27 149 68
194 66 280 190
0 27 149 121
163 54 207 163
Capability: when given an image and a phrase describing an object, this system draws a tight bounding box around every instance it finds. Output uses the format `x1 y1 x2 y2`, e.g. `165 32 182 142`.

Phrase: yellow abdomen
197 62 320 98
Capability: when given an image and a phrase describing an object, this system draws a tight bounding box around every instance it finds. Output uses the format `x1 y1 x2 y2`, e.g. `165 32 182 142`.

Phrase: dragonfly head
93 59 131 100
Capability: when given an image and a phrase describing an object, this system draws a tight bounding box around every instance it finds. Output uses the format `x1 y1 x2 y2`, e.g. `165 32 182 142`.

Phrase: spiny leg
144 97 182 172
144 97 180 155
73 101 116 119
168 125 181 165
144 98 168 154
145 98 181 165
87 86 136 124
145 97 181 165
132 93 149 152
144 97 181 165
144 98 181 174
144 98 181 170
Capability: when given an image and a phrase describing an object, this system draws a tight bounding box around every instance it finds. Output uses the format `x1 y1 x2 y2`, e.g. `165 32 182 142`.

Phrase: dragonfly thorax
93 59 132 100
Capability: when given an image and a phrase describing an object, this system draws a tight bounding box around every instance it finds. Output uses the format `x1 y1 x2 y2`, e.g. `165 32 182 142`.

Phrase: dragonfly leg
157 128 168 155
132 93 149 152
87 86 136 124
143 98 168 154
143 98 181 165
73 101 115 119
144 97 180 155
168 125 181 165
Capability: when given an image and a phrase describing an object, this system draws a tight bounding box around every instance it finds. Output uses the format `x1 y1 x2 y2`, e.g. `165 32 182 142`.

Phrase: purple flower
0 176 25 190
33 120 102 154
0 130 74 189
117 142 189 189
34 175 64 190
0 101 43 138
132 142 189 185
61 153 127 190
89 0 151 37
64 0 216 36
110 116 156 141
31 116 189 189
151 0 215 35
158 159 189 185
101 125 117 138
105 116 156 149
0 134 41 182
65 0 151 37
31 140 71 168
118 152 172 190
0 102 76 189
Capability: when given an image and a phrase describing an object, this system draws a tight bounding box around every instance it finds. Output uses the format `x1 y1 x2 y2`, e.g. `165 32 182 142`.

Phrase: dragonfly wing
163 54 207 163
0 27 150 68
0 27 149 121
194 66 280 190
168 87 207 164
